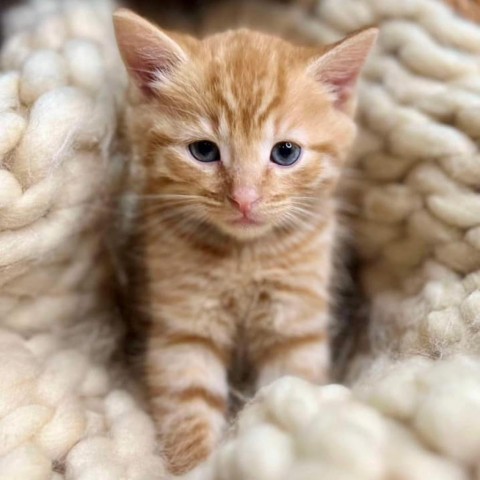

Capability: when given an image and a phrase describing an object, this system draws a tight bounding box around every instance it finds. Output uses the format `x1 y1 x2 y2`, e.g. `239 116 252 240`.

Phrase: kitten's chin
215 220 274 241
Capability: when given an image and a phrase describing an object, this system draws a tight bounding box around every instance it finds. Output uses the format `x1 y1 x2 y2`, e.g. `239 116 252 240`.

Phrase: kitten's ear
308 28 378 114
113 8 188 96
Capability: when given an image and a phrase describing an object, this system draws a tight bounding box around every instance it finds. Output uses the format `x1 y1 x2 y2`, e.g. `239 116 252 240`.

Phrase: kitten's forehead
200 31 294 138
157 29 342 157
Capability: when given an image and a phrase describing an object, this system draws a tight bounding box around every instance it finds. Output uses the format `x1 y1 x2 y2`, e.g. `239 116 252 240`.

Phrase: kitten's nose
229 187 260 216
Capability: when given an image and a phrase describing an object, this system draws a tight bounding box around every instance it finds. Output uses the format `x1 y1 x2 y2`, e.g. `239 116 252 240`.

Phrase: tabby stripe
254 332 327 365
175 387 227 412
160 333 230 364
267 283 327 307
310 142 339 157
256 60 284 127
150 386 227 413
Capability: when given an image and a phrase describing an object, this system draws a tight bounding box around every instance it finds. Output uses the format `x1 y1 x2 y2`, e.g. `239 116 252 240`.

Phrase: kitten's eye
188 140 220 163
270 141 302 166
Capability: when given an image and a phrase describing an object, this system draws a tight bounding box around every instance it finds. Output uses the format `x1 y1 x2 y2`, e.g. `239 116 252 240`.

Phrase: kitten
113 9 376 475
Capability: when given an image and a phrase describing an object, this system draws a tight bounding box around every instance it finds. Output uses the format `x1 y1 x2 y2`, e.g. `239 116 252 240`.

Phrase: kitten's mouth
229 212 265 227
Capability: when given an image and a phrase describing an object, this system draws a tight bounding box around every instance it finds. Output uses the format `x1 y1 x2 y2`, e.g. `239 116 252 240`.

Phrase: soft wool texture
0 1 164 479
2 0 480 479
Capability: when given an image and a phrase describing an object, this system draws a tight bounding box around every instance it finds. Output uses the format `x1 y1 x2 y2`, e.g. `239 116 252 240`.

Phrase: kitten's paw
161 413 224 475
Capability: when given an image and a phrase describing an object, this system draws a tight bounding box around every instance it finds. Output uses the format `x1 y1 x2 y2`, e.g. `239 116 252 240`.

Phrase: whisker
137 193 222 209
133 205 206 234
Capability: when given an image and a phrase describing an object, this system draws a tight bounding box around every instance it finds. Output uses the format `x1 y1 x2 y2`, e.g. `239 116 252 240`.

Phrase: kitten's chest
203 253 272 320
209 245 329 321
147 228 332 321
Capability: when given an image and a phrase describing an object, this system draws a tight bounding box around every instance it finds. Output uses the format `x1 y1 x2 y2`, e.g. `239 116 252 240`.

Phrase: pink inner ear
114 10 186 98
310 28 378 112
128 51 174 96
312 57 365 111
324 73 358 109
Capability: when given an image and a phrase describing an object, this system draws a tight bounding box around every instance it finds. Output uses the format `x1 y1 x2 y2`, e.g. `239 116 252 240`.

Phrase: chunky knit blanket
1 0 480 479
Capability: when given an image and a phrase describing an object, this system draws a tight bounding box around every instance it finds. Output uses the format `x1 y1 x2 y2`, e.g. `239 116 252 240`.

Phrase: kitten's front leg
145 319 232 475
247 289 330 390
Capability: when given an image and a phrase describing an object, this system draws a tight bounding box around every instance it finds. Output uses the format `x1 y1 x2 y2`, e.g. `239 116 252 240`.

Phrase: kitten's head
114 10 377 241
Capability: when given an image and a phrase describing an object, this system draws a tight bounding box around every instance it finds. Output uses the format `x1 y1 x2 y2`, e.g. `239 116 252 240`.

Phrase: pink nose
229 187 260 216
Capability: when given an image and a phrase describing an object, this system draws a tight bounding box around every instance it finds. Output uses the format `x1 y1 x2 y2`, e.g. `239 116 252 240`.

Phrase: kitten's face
114 11 377 240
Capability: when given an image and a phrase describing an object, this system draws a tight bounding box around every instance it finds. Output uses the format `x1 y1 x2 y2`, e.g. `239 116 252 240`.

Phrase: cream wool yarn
185 365 480 480
3 0 480 479
311 0 480 364
0 1 164 479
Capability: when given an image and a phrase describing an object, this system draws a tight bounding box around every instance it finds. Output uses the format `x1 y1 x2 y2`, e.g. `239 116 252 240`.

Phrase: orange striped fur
114 10 376 474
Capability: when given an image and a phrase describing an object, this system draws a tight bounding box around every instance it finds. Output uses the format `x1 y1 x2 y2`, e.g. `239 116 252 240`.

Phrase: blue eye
188 140 220 162
270 141 302 166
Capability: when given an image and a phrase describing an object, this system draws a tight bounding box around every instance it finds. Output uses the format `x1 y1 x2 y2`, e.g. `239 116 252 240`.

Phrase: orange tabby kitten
114 9 376 475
